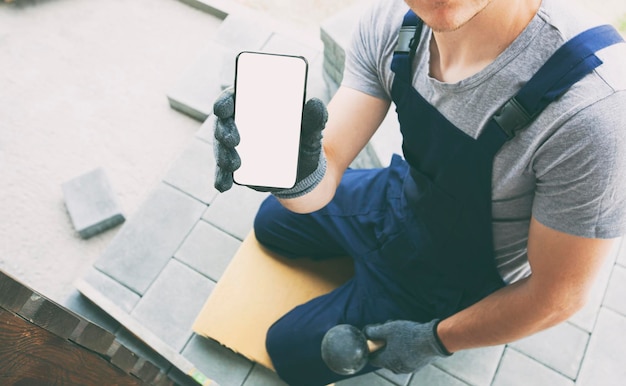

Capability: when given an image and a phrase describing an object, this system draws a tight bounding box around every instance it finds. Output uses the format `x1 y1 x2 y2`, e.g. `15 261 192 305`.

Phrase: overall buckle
493 98 533 139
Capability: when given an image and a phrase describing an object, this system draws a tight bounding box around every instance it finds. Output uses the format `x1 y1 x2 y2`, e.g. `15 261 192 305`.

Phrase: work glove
363 319 452 374
212 87 328 199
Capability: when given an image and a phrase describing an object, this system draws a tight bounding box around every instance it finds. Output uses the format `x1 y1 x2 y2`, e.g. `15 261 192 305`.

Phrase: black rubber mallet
321 324 385 375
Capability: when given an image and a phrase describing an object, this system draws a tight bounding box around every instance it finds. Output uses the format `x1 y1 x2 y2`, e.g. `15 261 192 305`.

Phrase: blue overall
253 11 623 386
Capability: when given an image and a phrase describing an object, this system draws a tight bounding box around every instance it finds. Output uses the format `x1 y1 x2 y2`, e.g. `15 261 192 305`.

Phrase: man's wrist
433 319 453 356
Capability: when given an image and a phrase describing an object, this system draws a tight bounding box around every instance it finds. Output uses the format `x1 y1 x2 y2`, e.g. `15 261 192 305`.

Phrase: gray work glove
363 319 452 374
212 87 327 198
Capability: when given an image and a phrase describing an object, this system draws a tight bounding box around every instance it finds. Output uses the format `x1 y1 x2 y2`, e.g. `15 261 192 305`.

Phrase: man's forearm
436 276 580 353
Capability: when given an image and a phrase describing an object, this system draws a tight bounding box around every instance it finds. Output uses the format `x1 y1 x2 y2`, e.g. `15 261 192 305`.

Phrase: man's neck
429 0 541 83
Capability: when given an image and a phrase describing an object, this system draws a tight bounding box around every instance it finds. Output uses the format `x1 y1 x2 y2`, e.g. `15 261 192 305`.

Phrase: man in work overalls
213 0 626 384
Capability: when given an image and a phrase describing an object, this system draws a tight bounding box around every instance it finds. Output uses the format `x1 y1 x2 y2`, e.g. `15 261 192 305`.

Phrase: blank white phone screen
233 52 308 189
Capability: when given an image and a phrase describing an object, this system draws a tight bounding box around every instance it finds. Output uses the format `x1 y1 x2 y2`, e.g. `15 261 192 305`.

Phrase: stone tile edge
75 279 217 385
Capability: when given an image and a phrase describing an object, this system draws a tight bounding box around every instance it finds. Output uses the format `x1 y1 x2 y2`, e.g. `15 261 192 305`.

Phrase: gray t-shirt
342 0 626 283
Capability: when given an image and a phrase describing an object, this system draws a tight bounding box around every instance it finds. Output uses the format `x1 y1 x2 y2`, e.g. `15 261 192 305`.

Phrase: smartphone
232 51 308 189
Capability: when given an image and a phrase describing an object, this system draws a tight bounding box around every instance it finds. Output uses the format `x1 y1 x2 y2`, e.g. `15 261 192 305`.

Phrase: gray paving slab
62 167 125 238
115 327 173 373
202 185 269 240
242 364 287 386
182 334 254 386
603 264 626 316
196 113 216 144
167 41 226 122
492 348 573 386
568 248 616 332
163 137 218 205
409 365 470 386
94 182 206 295
336 372 398 386
376 369 411 386
617 241 626 266
510 321 588 380
215 12 275 89
434 345 505 386
62 289 121 334
79 267 141 314
577 308 626 386
175 219 241 282
131 259 216 352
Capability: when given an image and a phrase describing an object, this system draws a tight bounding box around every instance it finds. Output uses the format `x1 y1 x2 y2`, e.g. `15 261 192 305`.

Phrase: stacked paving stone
76 1 626 386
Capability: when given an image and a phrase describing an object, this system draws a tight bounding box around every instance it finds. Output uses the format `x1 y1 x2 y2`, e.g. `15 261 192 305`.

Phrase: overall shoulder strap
489 25 625 141
391 10 423 79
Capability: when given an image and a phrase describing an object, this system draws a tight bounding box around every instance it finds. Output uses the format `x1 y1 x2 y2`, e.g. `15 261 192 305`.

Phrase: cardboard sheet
193 231 354 370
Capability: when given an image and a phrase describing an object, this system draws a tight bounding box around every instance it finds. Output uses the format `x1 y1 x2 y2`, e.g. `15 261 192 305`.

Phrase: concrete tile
409 365 470 386
577 308 626 386
569 247 617 332
336 372 397 386
80 267 140 313
62 290 120 334
603 264 626 316
492 349 573 386
131 259 215 352
369 108 403 168
242 364 287 386
510 322 588 380
261 32 321 63
62 167 125 238
215 12 275 89
94 183 206 295
182 335 253 386
202 185 269 240
195 113 215 144
616 240 626 267
175 220 240 282
167 42 225 122
434 345 504 386
376 368 411 386
163 138 218 205
115 327 173 372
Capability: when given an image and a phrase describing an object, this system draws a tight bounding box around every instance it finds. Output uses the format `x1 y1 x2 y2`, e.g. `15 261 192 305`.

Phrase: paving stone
109 343 140 373
320 5 361 85
62 290 121 334
434 345 504 386
62 168 125 238
216 11 275 89
616 240 626 266
175 220 240 282
167 41 225 122
167 366 203 386
72 322 117 356
603 264 626 316
181 335 253 386
376 369 411 386
577 308 626 386
492 348 573 386
202 185 269 240
510 321 588 380
242 364 287 386
409 365 470 386
176 0 244 19
569 247 616 332
336 372 398 386
163 138 218 205
196 113 215 144
94 183 206 295
18 295 81 340
131 259 215 352
79 267 141 314
115 327 173 372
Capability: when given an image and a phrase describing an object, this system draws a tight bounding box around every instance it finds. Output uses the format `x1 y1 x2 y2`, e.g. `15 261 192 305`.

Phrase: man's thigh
254 166 398 260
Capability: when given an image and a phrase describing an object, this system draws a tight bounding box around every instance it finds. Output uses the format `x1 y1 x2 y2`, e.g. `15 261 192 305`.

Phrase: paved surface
2 0 626 385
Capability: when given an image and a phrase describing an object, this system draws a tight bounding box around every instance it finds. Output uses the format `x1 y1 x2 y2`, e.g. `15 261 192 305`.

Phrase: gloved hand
363 319 452 374
212 87 328 198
